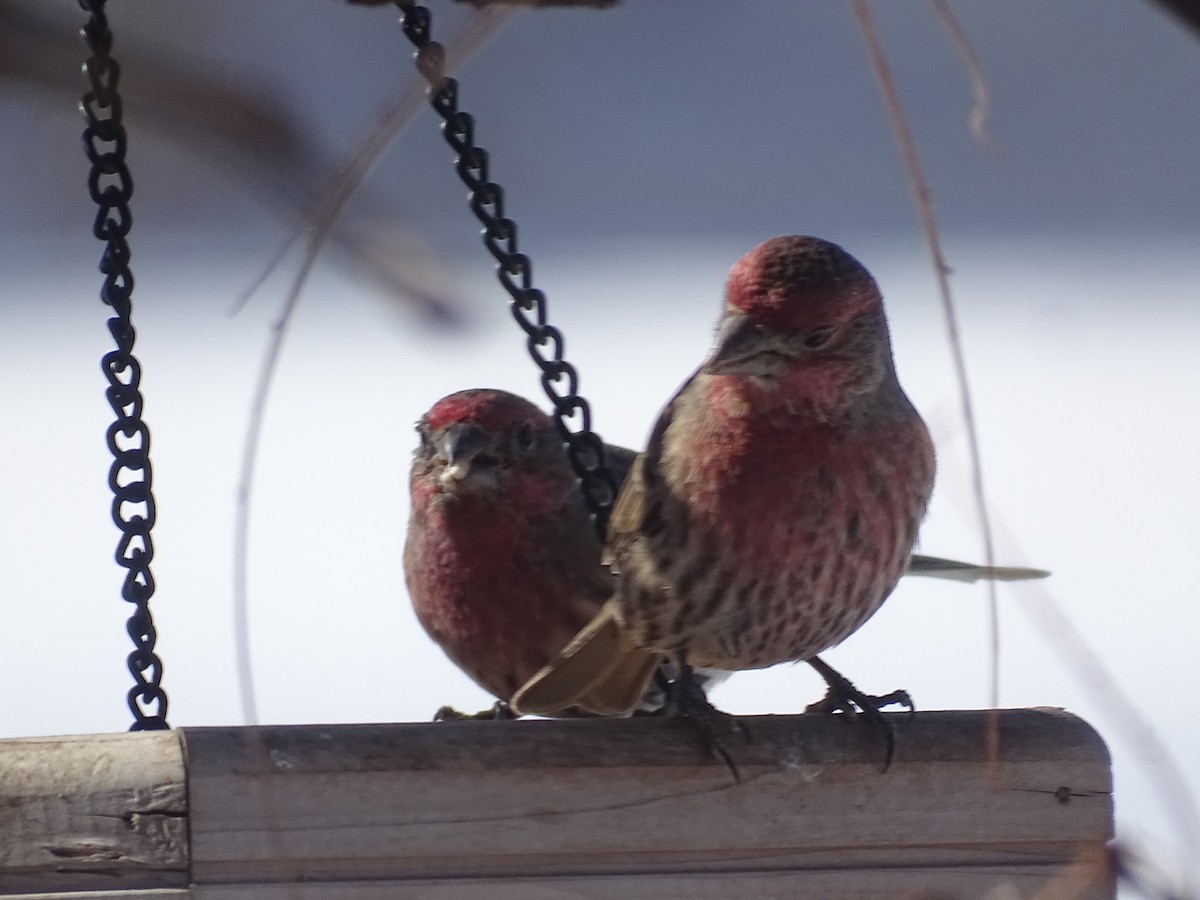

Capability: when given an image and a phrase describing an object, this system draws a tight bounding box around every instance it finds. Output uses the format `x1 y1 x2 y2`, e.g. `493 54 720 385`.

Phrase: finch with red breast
513 236 939 755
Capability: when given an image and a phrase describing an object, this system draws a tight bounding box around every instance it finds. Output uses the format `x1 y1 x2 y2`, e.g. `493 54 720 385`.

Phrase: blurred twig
1 2 459 322
931 0 1002 156
1149 0 1200 36
850 0 1002 768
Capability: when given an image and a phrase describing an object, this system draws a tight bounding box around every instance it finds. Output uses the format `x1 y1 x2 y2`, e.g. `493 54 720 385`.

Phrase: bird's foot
805 656 913 772
432 701 517 722
662 664 748 782
805 687 914 717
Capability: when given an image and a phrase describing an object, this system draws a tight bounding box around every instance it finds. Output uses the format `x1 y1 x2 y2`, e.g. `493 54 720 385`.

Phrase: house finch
405 388 724 717
404 388 629 716
512 236 939 753
406 387 1042 722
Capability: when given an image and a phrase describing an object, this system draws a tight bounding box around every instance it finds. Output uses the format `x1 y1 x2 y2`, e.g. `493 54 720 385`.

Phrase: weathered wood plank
188 861 1113 899
0 731 187 894
183 708 1112 894
0 711 1113 897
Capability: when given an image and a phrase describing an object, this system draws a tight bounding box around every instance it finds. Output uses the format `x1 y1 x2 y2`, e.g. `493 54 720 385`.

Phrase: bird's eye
516 422 536 452
804 328 834 349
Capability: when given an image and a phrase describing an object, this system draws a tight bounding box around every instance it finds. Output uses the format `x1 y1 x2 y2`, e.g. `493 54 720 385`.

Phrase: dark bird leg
805 655 913 771
662 655 746 782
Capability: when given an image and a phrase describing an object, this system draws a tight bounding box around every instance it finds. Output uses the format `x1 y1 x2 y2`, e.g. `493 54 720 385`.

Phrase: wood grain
0 710 1114 898
0 731 187 894
184 709 1111 894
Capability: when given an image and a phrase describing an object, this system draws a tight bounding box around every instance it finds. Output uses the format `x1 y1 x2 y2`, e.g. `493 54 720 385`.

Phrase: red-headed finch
513 235 938 755
404 388 633 716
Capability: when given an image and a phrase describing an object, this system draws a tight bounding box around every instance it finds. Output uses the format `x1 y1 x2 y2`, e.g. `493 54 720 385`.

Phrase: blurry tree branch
2 2 461 324
1148 0 1200 35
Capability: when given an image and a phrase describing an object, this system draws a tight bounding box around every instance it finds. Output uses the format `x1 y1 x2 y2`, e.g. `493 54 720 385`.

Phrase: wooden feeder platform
0 708 1113 898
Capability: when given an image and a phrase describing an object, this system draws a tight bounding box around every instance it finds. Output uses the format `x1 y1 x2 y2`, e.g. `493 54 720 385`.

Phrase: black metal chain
79 0 168 731
393 1 619 537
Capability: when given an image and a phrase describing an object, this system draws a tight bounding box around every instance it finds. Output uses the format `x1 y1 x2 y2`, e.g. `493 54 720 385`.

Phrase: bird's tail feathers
511 602 661 717
908 553 1050 583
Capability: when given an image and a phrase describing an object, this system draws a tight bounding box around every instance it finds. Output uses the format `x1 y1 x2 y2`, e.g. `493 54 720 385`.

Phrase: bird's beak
705 312 785 377
436 423 495 487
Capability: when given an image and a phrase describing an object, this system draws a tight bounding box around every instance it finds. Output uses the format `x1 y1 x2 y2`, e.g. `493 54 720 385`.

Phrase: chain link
393 1 619 537
79 0 168 731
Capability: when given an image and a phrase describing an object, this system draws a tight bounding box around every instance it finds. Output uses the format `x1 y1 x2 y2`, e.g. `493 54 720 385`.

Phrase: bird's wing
514 375 700 717
604 369 699 556
602 453 647 569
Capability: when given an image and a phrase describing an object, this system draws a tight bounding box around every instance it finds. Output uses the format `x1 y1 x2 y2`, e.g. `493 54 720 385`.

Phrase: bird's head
411 389 569 505
704 235 895 411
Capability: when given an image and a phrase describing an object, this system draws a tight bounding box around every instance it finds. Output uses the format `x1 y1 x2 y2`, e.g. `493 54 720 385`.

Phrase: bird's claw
872 689 916 719
662 664 747 782
805 656 912 772
805 687 914 718
433 701 517 722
